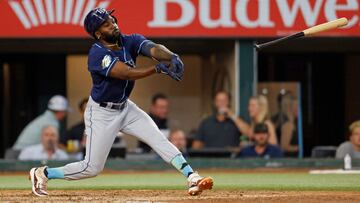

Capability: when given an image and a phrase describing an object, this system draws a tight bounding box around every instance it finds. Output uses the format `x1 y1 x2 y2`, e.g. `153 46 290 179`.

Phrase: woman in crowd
231 95 277 145
280 96 299 156
247 95 277 145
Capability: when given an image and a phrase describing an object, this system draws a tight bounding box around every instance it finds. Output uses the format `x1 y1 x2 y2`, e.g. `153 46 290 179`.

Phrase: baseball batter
29 8 213 197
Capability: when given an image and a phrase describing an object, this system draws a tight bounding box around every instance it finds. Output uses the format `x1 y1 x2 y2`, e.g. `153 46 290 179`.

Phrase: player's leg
121 100 213 195
29 98 123 196
61 105 123 180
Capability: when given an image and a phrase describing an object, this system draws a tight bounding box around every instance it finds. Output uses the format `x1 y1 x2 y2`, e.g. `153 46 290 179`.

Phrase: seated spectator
281 97 299 157
18 125 69 161
192 91 247 149
336 121 360 159
60 98 88 153
139 93 170 152
247 95 277 145
238 123 283 158
169 129 188 157
13 95 70 150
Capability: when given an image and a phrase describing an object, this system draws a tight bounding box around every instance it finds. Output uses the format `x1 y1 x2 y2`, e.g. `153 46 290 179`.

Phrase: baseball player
29 8 213 197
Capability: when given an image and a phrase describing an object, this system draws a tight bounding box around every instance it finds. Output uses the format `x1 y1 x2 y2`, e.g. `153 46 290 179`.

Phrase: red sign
1 0 359 38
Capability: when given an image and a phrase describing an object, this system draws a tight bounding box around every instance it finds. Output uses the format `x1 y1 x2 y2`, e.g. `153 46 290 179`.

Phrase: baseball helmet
84 7 115 38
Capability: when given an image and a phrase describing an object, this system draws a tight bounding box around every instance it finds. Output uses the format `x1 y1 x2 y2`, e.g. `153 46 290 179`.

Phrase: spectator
138 93 170 152
18 125 69 161
13 95 70 150
271 92 294 140
169 129 188 156
247 95 278 145
281 97 299 157
192 91 249 149
238 123 283 158
336 121 360 159
60 98 88 153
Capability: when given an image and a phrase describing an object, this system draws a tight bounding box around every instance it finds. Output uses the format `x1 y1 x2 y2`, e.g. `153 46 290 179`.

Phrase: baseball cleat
187 172 213 196
29 166 49 197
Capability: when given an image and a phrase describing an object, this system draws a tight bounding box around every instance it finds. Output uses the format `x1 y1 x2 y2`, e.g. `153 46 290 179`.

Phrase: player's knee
84 165 104 177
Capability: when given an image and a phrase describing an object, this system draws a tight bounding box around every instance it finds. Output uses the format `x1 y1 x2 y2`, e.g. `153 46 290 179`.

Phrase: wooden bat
255 17 348 51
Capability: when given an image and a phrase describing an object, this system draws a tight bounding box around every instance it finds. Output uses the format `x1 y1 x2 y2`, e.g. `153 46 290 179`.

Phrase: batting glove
155 63 182 82
171 54 184 77
155 62 170 74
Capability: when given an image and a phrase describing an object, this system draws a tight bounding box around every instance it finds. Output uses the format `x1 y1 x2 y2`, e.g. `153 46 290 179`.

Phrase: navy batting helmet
84 8 115 38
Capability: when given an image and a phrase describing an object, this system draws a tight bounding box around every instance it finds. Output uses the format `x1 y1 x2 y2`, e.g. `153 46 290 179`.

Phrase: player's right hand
155 63 182 81
155 62 169 74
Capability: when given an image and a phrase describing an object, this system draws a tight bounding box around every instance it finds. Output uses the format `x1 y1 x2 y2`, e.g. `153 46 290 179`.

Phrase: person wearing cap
60 98 88 154
12 95 70 150
238 123 283 158
18 125 69 161
28 8 212 197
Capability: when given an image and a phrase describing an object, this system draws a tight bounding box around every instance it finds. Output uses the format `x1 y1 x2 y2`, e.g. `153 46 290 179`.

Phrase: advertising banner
1 0 359 38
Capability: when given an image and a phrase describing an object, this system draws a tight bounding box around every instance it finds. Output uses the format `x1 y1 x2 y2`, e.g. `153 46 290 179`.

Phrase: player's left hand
171 54 184 79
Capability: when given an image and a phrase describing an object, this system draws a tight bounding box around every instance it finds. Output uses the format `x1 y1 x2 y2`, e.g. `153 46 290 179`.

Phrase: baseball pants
63 97 181 180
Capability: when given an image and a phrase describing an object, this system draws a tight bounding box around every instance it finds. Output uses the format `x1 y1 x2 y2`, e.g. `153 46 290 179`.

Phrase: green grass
1 172 360 191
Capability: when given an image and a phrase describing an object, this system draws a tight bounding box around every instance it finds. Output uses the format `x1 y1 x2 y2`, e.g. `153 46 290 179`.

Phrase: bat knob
254 44 261 51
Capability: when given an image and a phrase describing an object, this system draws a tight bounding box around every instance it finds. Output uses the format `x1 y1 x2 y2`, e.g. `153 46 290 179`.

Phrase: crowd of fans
192 91 285 158
8 91 360 161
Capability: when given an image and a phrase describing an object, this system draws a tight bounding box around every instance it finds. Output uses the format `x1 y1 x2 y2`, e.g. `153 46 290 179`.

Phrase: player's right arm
88 48 170 81
109 61 178 81
108 61 157 80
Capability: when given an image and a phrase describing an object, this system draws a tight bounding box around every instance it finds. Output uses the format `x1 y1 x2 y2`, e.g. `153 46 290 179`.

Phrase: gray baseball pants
63 97 181 180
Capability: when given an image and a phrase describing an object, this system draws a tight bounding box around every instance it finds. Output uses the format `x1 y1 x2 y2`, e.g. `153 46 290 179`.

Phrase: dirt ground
1 190 360 203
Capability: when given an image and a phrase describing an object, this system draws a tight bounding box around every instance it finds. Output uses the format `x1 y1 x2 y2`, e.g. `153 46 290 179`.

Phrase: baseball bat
254 17 348 51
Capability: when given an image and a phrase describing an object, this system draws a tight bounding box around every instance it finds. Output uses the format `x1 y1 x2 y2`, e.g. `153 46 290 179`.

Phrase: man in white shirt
13 95 71 150
18 125 68 161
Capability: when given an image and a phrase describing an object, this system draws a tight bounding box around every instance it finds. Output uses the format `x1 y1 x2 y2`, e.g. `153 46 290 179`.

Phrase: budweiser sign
8 0 111 29
0 0 359 38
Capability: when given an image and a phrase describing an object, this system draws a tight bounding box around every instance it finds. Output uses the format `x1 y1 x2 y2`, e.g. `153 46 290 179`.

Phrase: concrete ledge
0 158 357 172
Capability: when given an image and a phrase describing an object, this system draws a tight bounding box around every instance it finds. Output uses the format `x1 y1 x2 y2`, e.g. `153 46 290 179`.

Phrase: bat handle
255 32 305 51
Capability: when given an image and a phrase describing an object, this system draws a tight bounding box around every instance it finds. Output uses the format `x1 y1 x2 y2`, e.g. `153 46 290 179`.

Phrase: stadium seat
311 146 337 158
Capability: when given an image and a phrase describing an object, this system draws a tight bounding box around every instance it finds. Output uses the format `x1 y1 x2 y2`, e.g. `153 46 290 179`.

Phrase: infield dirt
1 190 360 202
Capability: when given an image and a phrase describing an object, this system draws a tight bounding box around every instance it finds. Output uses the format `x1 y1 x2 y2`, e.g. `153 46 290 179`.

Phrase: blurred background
1 0 360 162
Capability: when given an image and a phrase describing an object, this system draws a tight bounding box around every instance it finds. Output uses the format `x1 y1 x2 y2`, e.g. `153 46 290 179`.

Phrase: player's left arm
148 43 175 61
141 42 184 79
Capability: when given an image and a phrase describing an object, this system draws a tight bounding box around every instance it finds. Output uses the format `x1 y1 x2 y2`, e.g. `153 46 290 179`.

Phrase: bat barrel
303 17 348 36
